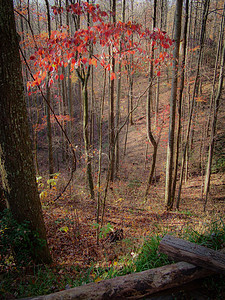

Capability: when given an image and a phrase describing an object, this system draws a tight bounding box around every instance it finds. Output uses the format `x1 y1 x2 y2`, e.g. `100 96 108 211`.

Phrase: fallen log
159 235 225 274
24 261 213 300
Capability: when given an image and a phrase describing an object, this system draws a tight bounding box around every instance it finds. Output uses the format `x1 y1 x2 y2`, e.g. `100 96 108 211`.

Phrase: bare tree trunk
155 0 167 126
204 31 225 211
109 0 116 182
165 0 183 210
212 0 218 41
45 0 54 179
115 0 126 177
61 65 69 163
206 2 225 137
82 71 95 200
145 0 158 200
129 0 134 126
171 0 189 203
73 2 95 200
123 73 130 157
90 65 94 146
96 70 107 244
66 0 74 148
176 0 210 209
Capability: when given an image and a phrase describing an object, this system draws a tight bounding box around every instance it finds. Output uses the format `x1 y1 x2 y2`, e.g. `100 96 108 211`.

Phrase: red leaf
110 72 116 80
82 57 88 64
105 64 111 71
101 11 108 17
157 71 161 77
89 58 97 67
30 55 36 60
60 74 64 80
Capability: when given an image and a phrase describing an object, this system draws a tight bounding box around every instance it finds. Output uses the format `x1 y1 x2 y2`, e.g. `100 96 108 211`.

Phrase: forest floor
42 137 225 268
42 75 225 271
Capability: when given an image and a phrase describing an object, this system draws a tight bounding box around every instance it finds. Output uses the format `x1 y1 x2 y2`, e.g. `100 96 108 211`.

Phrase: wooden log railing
23 235 225 300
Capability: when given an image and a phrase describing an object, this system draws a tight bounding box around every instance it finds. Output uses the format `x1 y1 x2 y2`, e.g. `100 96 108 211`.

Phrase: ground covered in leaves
42 171 225 270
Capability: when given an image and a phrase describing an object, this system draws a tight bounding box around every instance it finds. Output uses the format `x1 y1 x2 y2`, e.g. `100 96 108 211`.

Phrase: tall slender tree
145 0 158 199
165 0 183 210
45 0 54 180
204 7 225 210
176 0 210 209
109 0 116 182
172 0 189 204
115 0 126 176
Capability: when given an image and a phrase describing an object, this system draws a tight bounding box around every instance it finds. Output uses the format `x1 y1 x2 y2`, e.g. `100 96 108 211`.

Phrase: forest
0 0 225 299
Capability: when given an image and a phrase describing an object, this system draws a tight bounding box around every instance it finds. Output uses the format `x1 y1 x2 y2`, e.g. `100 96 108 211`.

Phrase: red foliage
27 2 173 89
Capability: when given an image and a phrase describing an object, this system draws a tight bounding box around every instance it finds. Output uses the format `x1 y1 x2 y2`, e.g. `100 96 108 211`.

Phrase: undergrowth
0 209 44 269
0 219 225 299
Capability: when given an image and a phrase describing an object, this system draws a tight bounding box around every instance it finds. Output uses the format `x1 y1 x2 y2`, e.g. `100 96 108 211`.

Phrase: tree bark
176 0 210 209
115 0 126 177
96 70 107 244
204 31 225 210
45 0 54 178
171 0 189 203
145 0 158 200
165 0 183 210
0 0 51 264
109 0 116 182
82 74 95 200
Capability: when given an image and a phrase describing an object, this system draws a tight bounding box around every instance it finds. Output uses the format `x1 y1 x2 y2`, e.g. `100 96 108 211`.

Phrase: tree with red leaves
27 1 172 201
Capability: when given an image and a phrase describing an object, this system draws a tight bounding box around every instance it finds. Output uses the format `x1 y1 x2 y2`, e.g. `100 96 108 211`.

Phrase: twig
14 9 38 50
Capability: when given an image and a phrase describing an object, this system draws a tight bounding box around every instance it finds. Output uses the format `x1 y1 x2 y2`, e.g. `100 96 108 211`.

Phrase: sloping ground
41 77 225 269
2 75 224 299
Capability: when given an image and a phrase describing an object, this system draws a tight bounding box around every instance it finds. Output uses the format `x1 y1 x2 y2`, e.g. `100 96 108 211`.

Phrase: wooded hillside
0 0 224 299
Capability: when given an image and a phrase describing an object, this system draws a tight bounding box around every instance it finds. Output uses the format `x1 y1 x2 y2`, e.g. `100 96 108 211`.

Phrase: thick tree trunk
0 0 51 264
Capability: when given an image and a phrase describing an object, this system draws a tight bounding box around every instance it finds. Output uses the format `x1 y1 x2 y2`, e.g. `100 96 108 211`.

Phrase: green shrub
0 209 44 268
